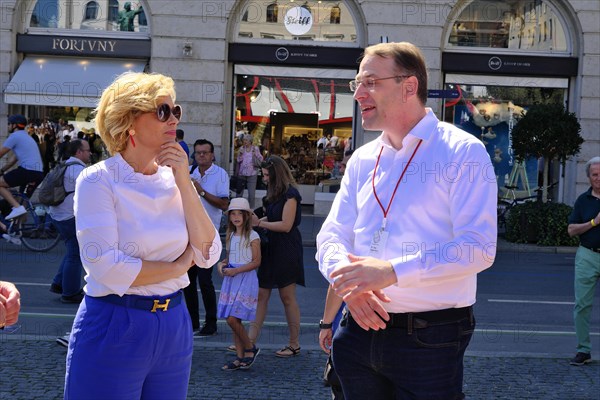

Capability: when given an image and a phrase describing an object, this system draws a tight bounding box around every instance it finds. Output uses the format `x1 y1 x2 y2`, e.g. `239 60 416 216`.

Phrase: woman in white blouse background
63 72 221 400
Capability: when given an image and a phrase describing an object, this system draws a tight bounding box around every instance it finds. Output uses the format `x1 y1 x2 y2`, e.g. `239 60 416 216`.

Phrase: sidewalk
0 338 598 399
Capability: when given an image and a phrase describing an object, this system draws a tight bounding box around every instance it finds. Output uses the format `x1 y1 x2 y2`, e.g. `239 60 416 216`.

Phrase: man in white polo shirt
185 139 230 336
0 115 44 220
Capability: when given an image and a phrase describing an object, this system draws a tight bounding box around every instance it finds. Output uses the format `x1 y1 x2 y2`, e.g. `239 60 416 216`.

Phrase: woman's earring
129 131 136 148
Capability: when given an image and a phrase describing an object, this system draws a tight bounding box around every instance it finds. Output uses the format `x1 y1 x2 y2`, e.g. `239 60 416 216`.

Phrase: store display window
234 72 354 188
442 78 568 199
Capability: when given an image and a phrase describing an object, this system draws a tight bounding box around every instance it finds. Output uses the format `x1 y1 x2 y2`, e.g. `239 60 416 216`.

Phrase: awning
4 56 147 108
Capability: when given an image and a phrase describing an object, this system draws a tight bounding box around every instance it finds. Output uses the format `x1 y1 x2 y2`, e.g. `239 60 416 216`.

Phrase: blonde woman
63 72 221 399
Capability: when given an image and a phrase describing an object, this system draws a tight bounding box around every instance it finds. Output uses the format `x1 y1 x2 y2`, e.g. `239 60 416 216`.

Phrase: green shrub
505 201 579 246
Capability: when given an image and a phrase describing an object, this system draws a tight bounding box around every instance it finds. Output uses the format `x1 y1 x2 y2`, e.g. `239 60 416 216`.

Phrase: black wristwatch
319 320 333 329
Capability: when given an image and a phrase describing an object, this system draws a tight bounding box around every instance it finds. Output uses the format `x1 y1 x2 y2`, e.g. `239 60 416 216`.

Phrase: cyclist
0 114 44 220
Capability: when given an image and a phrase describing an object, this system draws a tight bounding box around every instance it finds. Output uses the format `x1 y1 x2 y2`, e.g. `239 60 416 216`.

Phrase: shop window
84 1 99 20
234 73 355 187
442 79 567 199
447 0 568 52
266 3 278 23
236 0 357 44
28 0 150 33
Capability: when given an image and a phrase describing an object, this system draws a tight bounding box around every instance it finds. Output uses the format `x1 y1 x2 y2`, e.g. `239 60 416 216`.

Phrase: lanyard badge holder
368 140 422 259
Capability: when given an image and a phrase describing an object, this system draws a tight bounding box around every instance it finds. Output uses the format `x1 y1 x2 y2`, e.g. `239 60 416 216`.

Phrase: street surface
1 239 599 399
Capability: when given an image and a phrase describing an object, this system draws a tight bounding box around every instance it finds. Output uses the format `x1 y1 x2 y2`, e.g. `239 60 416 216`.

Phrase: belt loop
407 313 413 335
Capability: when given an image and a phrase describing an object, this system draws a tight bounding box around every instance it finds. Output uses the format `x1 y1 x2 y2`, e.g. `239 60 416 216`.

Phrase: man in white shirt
49 139 91 304
316 42 497 399
0 115 44 220
184 139 229 336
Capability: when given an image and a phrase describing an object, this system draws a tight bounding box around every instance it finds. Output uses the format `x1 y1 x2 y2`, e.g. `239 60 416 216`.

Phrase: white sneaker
56 333 70 348
2 233 22 245
6 205 27 220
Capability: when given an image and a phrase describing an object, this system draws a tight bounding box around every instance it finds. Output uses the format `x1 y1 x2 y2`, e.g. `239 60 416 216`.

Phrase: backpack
36 161 79 206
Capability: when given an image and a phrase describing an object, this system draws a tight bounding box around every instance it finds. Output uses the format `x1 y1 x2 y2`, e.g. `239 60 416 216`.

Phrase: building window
330 4 341 24
84 1 98 20
266 3 278 23
236 0 357 44
108 0 119 22
447 0 568 52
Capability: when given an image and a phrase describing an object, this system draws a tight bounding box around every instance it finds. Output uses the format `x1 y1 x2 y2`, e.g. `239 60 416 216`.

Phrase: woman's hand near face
157 142 190 183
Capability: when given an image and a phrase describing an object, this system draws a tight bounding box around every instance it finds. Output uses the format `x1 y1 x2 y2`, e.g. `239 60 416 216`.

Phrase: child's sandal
239 346 260 370
221 358 242 371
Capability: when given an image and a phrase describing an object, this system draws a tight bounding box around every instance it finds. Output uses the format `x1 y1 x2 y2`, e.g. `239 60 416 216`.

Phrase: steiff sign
17 34 151 59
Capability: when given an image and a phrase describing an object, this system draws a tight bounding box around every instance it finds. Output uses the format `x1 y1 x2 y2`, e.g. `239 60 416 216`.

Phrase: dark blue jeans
52 217 83 296
332 312 475 400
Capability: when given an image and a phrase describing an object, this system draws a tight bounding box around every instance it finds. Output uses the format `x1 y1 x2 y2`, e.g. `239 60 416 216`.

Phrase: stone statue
118 2 143 32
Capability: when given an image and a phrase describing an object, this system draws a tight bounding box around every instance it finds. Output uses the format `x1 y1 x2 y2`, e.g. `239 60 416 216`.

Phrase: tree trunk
542 158 550 203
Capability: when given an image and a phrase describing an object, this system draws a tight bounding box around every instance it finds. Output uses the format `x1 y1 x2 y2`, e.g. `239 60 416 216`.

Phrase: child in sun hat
217 197 261 370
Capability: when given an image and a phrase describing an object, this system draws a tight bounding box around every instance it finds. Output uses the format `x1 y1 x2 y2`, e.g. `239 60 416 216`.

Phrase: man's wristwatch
319 320 333 329
200 191 206 197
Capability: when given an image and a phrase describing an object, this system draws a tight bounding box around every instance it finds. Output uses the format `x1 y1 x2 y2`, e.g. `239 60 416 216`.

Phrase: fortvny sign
284 6 312 36
17 34 151 58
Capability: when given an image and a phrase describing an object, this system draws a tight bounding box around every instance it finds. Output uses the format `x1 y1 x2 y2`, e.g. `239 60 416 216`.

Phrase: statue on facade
118 2 143 32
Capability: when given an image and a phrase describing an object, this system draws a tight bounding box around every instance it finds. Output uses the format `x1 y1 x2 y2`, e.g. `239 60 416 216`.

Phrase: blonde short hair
94 72 176 155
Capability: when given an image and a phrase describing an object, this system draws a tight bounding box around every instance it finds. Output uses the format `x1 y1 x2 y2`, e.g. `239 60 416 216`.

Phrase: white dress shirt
317 109 497 313
48 156 86 221
75 153 221 297
190 163 230 229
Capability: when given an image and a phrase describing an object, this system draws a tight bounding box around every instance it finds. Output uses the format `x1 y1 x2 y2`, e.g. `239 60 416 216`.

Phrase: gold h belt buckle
151 298 171 312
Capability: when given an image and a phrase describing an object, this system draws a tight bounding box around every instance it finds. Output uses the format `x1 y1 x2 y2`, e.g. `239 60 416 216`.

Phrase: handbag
252 147 263 169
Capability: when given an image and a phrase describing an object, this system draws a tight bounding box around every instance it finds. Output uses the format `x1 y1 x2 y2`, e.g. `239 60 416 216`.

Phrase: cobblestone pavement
1 339 598 399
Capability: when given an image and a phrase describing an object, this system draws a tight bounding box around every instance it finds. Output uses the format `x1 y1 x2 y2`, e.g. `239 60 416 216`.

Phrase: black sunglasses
156 103 182 122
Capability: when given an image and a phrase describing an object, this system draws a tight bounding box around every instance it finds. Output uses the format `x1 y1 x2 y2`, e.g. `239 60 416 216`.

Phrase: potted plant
506 103 583 245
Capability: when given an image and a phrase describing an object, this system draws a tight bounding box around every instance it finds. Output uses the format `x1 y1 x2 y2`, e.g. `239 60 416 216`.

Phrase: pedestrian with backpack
48 139 91 304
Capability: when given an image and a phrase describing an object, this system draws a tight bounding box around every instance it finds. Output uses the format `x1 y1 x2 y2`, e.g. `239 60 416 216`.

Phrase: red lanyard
372 139 423 226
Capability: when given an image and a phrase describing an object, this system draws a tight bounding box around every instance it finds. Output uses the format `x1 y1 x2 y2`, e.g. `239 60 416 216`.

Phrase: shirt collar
376 108 438 150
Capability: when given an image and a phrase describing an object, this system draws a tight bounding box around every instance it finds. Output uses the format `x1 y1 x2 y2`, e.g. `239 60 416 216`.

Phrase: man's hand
330 254 397 298
345 290 391 331
0 281 21 327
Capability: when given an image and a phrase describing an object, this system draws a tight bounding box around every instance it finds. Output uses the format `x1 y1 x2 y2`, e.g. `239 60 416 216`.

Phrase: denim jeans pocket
412 317 474 349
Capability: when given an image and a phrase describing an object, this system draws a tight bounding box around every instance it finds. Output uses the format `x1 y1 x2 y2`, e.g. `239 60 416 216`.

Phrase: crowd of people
0 40 597 400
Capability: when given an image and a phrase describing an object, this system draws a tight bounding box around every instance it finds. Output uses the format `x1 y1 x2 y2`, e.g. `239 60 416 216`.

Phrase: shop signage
442 52 578 76
427 89 460 99
17 34 151 59
284 6 313 36
230 43 363 68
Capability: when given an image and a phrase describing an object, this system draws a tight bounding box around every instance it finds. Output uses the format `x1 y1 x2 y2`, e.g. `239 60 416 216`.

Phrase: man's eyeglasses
349 75 412 92
156 103 182 122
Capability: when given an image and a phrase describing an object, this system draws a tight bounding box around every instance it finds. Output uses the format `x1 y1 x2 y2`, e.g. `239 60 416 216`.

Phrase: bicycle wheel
497 199 512 229
19 203 61 252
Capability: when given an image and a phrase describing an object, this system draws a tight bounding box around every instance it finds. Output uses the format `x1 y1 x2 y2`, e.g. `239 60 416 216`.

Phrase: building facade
1 0 598 209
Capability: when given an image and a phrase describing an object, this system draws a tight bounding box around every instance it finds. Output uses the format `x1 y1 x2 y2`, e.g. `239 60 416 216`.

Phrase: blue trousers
52 217 82 296
64 294 193 400
332 313 474 400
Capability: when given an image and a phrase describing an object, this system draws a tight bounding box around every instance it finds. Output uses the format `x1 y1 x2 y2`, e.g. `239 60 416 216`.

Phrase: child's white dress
217 231 259 320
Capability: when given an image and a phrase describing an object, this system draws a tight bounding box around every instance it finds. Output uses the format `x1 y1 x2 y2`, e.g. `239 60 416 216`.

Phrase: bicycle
497 182 558 230
1 184 61 252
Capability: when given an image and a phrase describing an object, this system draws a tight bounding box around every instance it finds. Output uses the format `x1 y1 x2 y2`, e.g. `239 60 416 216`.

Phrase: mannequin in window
118 2 143 32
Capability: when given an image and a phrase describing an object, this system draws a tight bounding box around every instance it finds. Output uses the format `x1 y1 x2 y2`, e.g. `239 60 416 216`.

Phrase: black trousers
183 265 217 331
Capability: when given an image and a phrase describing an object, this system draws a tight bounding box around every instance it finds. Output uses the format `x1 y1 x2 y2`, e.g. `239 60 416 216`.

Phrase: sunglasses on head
156 103 182 122
261 157 274 169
